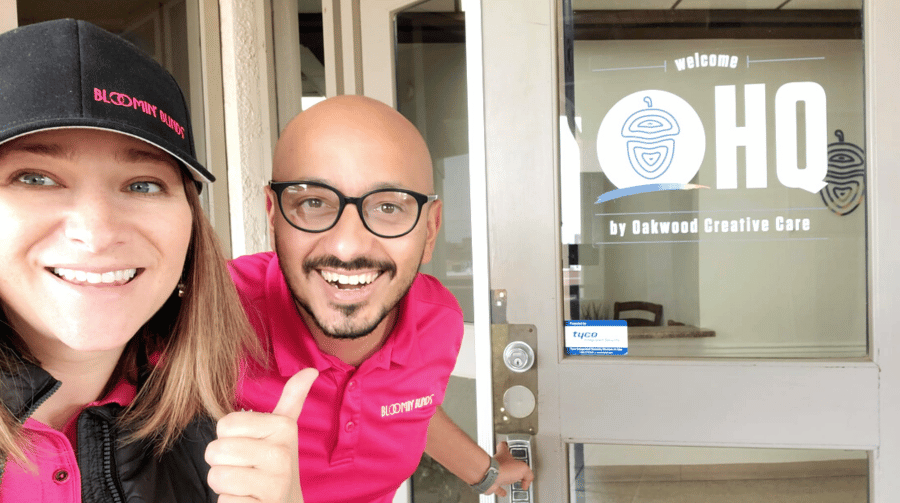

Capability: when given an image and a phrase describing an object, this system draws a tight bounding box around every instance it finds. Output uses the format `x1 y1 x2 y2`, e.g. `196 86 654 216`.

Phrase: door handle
497 433 535 503
504 341 535 372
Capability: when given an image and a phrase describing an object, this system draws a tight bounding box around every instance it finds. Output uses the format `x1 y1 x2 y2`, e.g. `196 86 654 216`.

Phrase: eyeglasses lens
362 191 420 236
282 184 341 230
280 184 422 237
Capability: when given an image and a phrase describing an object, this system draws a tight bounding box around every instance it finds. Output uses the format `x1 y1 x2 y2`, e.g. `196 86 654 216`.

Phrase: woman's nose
63 192 126 252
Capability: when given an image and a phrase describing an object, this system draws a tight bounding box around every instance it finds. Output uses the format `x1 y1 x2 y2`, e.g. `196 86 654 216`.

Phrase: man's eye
377 203 401 214
129 181 163 193
18 173 58 186
300 198 325 209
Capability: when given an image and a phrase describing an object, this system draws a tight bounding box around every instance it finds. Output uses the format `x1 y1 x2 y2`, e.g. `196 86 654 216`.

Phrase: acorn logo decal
820 130 865 216
596 90 705 200
621 96 680 180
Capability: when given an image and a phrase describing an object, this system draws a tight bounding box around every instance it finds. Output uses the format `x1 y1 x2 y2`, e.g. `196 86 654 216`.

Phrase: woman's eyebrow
0 142 70 161
117 147 178 168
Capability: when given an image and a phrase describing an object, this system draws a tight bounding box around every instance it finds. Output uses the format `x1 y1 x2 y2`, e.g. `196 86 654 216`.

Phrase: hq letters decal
589 70 856 245
596 82 828 204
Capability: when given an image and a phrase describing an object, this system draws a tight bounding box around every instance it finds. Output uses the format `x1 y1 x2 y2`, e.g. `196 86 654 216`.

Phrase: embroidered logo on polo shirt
381 394 434 417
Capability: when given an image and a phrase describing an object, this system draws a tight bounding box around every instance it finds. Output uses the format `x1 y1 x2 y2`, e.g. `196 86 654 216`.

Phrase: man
231 95 534 502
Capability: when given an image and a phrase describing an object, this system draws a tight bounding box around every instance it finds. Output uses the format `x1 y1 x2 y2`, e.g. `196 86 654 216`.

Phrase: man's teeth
320 270 378 286
53 268 137 284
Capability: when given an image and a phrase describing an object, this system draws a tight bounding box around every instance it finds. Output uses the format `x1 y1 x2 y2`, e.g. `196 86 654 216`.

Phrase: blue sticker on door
565 320 628 355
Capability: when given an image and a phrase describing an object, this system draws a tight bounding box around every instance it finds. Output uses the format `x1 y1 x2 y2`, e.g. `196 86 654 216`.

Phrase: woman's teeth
53 268 137 284
320 270 378 287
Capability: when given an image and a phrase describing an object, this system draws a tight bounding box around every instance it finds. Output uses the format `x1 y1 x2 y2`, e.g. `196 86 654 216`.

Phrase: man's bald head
273 95 434 193
266 95 443 343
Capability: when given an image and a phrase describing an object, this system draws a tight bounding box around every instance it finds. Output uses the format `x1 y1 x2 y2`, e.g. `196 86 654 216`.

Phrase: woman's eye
17 173 58 186
128 181 163 194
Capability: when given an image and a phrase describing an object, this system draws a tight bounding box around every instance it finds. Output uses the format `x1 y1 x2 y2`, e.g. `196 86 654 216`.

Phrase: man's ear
265 186 278 251
420 198 442 265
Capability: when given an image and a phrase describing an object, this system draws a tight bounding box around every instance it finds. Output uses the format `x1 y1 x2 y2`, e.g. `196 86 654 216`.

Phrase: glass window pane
561 0 866 358
396 3 473 323
395 3 476 502
570 444 868 503
298 0 326 109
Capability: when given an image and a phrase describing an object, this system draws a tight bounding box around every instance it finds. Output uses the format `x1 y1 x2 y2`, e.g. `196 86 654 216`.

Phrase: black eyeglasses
269 180 439 238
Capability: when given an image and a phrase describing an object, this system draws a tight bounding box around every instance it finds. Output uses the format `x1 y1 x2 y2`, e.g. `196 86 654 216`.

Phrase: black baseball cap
0 19 214 183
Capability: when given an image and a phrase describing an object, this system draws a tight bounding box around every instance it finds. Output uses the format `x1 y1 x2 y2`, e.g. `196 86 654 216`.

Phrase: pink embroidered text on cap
94 88 185 139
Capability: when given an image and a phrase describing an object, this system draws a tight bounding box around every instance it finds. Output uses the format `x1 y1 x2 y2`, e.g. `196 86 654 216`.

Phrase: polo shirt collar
265 256 337 377
376 284 421 369
355 280 427 372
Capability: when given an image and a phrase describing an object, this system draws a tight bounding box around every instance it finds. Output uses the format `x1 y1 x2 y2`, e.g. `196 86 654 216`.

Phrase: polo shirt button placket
53 469 69 483
345 379 360 434
329 374 362 464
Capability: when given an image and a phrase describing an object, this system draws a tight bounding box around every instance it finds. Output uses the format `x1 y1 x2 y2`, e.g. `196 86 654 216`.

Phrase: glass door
354 1 479 501
476 0 900 501
353 0 900 500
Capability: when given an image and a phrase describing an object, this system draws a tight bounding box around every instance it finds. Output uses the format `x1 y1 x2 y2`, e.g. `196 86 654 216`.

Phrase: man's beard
274 246 420 340
292 295 393 340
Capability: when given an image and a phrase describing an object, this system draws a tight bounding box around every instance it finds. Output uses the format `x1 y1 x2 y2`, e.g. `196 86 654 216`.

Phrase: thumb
496 441 510 457
272 367 319 421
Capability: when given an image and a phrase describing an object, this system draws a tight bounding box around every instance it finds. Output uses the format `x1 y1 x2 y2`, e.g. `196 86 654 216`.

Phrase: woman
0 19 312 502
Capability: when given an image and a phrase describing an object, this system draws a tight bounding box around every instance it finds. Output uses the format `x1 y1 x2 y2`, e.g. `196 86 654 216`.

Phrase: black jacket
1 361 217 502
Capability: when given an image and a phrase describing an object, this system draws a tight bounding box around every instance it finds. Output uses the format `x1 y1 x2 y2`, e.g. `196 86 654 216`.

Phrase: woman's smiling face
0 128 192 358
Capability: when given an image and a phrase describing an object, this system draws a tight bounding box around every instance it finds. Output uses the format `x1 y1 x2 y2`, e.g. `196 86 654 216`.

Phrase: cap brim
0 123 214 183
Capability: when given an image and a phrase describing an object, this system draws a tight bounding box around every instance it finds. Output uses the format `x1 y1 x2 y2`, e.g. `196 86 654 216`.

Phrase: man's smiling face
268 97 441 340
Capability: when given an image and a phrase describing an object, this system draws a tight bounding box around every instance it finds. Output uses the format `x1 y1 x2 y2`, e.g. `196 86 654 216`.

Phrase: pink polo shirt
230 252 464 503
0 379 136 503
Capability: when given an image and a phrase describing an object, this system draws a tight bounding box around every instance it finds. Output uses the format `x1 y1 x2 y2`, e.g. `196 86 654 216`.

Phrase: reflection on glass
561 1 866 358
395 2 476 503
298 3 326 108
569 444 868 503
396 2 473 323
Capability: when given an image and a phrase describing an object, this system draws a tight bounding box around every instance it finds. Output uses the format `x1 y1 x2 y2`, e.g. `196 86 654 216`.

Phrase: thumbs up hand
205 368 318 503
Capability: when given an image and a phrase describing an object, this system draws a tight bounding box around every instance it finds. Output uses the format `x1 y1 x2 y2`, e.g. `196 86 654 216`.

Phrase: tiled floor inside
578 474 867 502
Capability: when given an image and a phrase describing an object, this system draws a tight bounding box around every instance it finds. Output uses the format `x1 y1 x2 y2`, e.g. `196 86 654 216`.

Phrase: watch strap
470 457 500 494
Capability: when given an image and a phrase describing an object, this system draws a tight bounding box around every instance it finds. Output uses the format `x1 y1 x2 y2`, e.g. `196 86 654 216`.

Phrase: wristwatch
470 457 500 494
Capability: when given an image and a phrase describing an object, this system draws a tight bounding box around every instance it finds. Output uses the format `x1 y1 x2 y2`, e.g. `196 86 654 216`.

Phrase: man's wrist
469 456 500 494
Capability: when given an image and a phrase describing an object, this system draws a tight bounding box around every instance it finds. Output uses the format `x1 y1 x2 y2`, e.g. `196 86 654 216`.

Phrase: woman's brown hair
0 175 257 463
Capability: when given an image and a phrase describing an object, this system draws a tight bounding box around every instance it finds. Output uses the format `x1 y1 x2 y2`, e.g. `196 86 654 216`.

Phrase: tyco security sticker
565 320 628 355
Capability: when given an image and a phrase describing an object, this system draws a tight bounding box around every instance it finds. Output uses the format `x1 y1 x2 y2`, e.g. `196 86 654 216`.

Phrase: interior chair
613 301 663 327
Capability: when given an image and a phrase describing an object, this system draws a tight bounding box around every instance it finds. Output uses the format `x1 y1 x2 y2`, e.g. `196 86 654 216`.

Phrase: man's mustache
303 256 396 278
